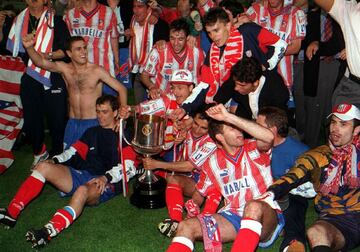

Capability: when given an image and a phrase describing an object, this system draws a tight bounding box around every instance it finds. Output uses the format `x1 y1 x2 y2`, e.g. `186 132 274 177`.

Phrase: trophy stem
130 153 166 209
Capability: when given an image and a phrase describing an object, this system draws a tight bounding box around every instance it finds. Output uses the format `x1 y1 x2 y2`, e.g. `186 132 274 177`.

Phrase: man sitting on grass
166 104 276 252
230 103 360 252
142 104 219 238
0 95 138 249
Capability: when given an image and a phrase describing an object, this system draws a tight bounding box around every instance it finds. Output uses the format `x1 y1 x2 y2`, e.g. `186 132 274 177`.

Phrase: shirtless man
22 35 127 148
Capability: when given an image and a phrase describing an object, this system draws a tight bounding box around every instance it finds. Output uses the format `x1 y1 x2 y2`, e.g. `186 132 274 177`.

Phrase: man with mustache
232 103 360 252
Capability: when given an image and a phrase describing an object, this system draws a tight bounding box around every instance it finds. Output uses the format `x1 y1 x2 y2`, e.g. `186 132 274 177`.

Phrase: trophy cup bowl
123 113 167 209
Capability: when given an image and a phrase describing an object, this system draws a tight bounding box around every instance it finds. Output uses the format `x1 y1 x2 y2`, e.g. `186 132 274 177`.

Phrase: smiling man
231 103 360 252
215 56 289 120
0 95 137 249
22 35 127 149
141 18 204 100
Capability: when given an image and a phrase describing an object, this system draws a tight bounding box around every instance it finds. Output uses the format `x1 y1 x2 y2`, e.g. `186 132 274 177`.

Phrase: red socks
231 218 262 252
166 184 184 222
7 171 45 219
49 206 76 235
166 237 193 252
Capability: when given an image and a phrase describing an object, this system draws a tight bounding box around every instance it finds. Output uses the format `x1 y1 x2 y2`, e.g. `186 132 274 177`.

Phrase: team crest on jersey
98 19 105 30
150 54 156 62
73 18 80 25
187 60 193 70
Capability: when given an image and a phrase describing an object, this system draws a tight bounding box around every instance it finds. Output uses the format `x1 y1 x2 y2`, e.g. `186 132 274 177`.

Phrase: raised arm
22 34 64 73
97 67 128 106
206 104 274 145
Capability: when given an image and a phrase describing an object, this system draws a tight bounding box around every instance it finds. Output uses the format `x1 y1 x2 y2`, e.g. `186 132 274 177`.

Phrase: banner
0 55 25 174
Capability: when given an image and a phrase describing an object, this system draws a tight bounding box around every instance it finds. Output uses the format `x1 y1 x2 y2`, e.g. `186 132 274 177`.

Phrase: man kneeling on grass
0 95 139 248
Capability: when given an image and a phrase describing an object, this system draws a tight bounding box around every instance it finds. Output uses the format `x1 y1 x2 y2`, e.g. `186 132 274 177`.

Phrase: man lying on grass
0 95 138 249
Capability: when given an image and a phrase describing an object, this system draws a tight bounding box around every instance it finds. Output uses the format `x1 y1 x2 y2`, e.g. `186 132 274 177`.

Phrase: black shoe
158 218 179 238
25 227 52 249
0 208 16 228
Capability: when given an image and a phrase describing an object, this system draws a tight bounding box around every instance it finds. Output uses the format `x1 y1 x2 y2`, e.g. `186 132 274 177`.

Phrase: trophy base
130 170 166 209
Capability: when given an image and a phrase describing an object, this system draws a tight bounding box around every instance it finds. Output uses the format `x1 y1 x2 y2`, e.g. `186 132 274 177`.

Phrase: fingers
119 105 131 119
149 88 160 99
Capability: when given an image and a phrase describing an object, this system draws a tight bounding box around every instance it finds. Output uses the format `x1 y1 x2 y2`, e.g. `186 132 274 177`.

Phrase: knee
33 162 52 178
243 200 267 221
307 223 328 243
74 185 90 198
176 218 199 239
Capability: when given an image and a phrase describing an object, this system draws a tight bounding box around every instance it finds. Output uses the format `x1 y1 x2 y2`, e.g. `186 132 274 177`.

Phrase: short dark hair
65 36 85 51
208 119 225 145
96 95 119 111
170 18 190 37
219 0 245 17
258 106 289 137
231 57 263 83
203 7 230 27
195 103 216 121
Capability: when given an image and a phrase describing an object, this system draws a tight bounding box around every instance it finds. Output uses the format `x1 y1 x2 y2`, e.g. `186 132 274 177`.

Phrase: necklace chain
29 16 39 35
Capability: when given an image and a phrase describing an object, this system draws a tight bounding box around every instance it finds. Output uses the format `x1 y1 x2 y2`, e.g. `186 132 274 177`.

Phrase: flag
0 55 25 174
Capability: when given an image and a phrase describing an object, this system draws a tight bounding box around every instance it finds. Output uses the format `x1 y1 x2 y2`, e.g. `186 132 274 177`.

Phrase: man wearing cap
120 69 207 156
230 103 360 252
127 0 169 104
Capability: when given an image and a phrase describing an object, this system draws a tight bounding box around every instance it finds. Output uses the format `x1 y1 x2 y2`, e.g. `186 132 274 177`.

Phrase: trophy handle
120 118 132 146
120 106 137 146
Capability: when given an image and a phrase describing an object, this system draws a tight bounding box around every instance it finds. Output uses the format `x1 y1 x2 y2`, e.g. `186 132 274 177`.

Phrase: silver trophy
121 112 167 209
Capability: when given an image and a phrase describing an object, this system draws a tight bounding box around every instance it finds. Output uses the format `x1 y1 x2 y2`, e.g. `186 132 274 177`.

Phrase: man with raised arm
166 104 277 252
22 35 127 149
231 103 360 252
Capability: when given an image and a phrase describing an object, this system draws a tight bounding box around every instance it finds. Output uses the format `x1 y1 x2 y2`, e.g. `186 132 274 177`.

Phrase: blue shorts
219 210 285 248
319 212 360 251
63 118 98 149
219 210 242 232
60 167 122 204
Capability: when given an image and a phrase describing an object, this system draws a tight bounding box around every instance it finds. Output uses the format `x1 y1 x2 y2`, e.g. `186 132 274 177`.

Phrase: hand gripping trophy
119 69 196 209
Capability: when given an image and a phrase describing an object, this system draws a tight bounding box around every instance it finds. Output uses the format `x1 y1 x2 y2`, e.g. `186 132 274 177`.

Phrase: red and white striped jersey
196 139 273 216
138 94 180 150
0 56 25 174
247 2 306 88
180 132 217 169
64 4 118 76
143 43 204 93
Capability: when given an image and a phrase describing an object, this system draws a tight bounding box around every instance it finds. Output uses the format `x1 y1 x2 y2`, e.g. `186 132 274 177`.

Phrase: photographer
0 5 16 55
